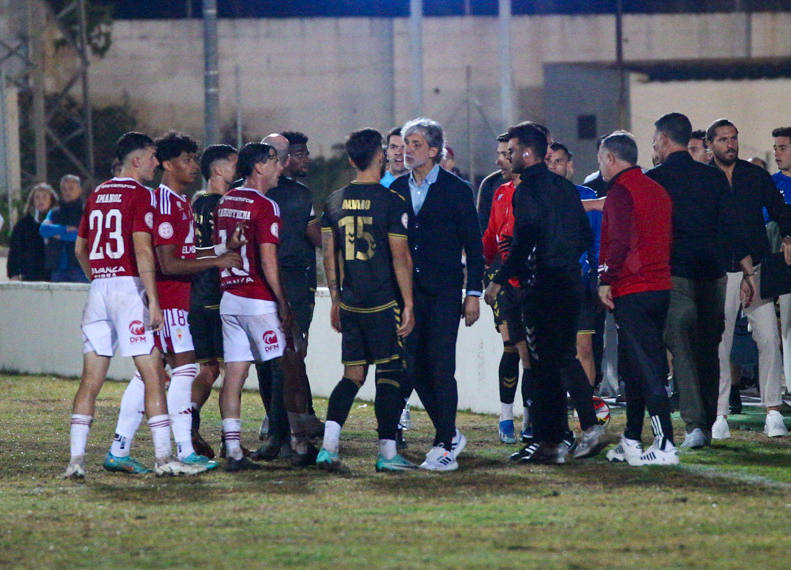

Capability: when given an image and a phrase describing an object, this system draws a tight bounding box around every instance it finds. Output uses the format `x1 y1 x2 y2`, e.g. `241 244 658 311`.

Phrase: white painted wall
0 282 510 415
630 76 791 171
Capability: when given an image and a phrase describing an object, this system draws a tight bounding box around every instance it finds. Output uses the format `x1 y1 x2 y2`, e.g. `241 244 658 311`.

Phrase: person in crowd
380 126 407 189
688 129 709 164
40 174 88 283
709 118 791 439
7 182 57 281
772 127 791 394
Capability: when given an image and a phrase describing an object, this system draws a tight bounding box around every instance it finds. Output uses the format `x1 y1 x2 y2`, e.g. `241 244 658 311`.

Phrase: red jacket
482 180 519 287
599 167 672 298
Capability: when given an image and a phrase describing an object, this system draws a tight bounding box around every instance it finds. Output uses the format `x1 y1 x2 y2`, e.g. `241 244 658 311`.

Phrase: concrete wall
82 12 791 183
0 281 510 415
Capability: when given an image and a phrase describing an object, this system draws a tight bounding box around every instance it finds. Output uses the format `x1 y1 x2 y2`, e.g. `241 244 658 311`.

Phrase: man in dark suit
391 117 484 472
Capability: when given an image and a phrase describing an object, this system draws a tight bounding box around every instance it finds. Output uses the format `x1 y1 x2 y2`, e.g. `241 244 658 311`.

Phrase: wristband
213 243 228 256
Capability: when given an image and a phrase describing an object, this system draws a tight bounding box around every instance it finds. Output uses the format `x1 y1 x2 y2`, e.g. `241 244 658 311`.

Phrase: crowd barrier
0 282 512 415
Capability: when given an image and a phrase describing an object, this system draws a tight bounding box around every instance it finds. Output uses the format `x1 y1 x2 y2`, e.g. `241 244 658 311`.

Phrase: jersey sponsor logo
96 193 122 204
401 213 409 229
217 208 251 220
270 222 279 238
158 222 174 239
222 195 254 203
129 320 145 336
145 212 154 229
91 265 124 277
182 244 196 256
263 330 278 345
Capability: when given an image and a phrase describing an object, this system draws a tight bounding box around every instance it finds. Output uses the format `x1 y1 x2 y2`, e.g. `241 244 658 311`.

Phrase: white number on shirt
218 228 249 276
88 209 124 260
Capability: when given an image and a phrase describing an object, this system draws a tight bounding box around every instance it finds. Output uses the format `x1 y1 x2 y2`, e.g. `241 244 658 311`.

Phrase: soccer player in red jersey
64 132 199 478
214 142 293 471
102 133 243 474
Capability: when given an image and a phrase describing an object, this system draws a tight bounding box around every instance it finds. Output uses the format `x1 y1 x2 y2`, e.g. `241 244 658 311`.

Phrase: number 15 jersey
321 183 408 309
77 177 156 279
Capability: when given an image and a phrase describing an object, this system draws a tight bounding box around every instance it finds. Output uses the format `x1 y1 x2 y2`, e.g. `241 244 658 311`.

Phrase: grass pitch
1 374 791 569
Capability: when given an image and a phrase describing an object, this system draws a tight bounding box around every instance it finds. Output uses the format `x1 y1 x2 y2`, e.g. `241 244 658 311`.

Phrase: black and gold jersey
321 183 408 310
189 191 222 309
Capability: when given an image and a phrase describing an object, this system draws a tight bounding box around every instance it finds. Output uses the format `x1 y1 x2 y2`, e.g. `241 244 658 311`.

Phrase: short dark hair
690 129 706 141
706 118 737 143
496 132 509 143
282 131 308 146
600 131 638 165
155 131 199 169
386 126 402 145
507 121 549 158
236 143 275 179
654 112 692 146
550 141 572 160
772 126 791 139
346 128 383 171
200 144 238 181
115 132 154 163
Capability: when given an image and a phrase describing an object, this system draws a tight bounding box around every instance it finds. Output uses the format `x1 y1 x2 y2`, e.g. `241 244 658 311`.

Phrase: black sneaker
517 441 566 465
562 430 577 454
225 456 262 472
251 439 282 461
291 443 319 468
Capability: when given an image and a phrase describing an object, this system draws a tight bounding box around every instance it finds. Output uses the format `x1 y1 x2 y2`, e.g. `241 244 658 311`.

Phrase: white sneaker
154 457 208 476
711 415 731 440
450 429 467 460
606 437 643 466
419 446 458 471
62 459 85 479
639 439 680 466
764 410 789 437
573 424 605 459
679 427 709 449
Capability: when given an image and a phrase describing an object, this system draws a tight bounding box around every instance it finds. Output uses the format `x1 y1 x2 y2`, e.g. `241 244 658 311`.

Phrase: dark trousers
406 286 462 449
664 276 725 434
614 290 673 443
525 270 581 444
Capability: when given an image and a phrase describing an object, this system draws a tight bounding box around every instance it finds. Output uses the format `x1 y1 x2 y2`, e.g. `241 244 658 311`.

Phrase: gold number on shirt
338 215 375 261
88 209 124 260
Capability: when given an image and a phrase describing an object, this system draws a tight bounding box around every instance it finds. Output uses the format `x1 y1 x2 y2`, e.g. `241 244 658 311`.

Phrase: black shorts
340 301 406 367
491 282 527 343
282 269 316 336
189 305 223 363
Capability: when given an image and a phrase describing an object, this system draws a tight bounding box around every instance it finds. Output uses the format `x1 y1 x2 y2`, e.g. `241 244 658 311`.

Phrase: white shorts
81 276 155 358
221 312 285 363
155 308 195 354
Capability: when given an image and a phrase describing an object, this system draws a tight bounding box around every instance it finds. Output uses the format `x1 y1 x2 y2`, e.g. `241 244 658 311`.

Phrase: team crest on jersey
158 222 174 239
145 212 154 229
401 213 408 229
270 222 279 238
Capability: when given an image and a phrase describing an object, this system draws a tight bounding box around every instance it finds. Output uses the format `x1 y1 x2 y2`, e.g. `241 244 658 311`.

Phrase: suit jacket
391 167 483 296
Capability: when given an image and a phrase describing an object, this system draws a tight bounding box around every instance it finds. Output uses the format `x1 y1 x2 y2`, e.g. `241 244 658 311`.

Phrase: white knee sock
110 373 145 457
500 403 514 422
168 363 198 459
69 414 93 460
148 414 172 461
222 418 243 460
322 420 342 454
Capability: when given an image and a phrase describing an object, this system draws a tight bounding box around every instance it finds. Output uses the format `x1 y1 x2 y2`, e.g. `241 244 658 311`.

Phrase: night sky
103 1 788 20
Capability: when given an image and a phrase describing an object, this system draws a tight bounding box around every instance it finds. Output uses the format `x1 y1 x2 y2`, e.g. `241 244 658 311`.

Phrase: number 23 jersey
321 183 408 309
77 177 156 279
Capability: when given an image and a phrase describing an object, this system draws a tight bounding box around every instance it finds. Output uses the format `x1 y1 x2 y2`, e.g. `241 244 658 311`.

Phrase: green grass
2 374 791 568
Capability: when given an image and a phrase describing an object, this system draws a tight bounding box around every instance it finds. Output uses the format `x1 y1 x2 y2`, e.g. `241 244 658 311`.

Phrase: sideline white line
677 463 791 490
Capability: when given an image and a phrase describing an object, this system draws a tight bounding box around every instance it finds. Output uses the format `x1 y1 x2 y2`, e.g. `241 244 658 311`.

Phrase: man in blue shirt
380 127 406 189
40 174 88 283
772 126 791 395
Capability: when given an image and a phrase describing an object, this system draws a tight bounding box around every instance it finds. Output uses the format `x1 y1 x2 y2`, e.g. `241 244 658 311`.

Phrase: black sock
499 342 520 404
375 367 405 440
326 377 361 427
521 367 535 413
256 361 273 412
192 406 201 432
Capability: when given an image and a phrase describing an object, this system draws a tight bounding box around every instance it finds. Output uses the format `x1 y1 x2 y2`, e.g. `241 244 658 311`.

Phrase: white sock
222 418 243 460
378 439 397 460
69 414 93 459
191 402 200 412
148 414 172 461
322 420 342 454
522 408 531 431
168 363 198 459
500 403 514 422
110 373 145 457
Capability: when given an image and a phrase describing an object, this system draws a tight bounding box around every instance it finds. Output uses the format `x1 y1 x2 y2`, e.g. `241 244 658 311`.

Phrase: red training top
481 180 520 288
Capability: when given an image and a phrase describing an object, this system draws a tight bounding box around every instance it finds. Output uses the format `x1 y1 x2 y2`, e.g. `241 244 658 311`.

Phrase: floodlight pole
409 0 423 117
203 0 220 145
498 0 513 128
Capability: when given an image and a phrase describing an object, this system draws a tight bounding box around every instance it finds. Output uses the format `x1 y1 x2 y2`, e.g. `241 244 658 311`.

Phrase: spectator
7 183 58 281
40 174 88 283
